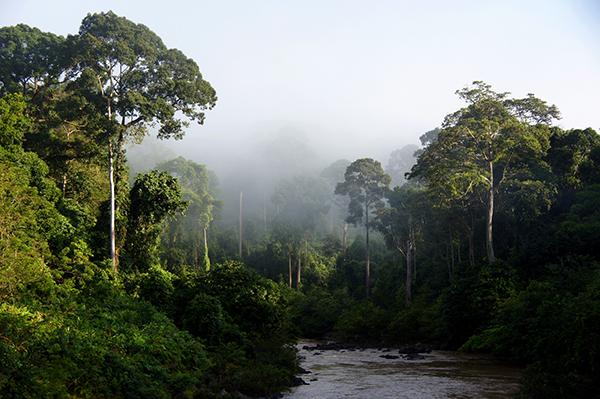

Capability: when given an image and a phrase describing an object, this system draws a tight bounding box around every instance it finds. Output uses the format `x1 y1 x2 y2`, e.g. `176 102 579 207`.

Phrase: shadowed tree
336 158 390 297
548 128 600 192
375 184 425 305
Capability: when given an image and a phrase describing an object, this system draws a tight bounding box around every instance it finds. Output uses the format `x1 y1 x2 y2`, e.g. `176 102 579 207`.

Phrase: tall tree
410 81 559 264
375 184 424 305
321 159 351 252
335 158 390 297
66 11 217 271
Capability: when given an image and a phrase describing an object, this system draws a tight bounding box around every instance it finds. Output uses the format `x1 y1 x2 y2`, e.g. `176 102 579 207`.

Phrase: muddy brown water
282 341 522 399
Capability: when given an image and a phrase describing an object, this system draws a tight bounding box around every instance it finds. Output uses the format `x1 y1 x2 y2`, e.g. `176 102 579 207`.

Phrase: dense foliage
0 13 297 399
1 11 599 399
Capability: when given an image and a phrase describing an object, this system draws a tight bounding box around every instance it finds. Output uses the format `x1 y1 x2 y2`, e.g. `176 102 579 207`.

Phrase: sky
1 0 599 171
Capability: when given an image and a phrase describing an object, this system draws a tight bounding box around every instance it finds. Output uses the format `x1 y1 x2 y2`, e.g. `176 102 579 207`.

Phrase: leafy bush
0 277 210 399
182 292 238 346
463 267 600 397
386 299 443 343
289 286 353 337
136 264 176 310
333 301 389 341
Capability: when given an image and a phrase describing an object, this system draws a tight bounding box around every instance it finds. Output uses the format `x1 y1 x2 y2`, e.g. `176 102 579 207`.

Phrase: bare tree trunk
296 254 302 289
365 201 370 298
413 238 417 283
239 191 243 258
487 161 496 264
410 215 417 283
108 141 117 273
406 238 412 305
342 223 348 255
288 252 292 288
263 193 267 233
203 227 210 272
172 223 177 247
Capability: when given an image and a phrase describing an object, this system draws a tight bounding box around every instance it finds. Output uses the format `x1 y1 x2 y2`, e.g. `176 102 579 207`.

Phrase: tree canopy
410 81 559 263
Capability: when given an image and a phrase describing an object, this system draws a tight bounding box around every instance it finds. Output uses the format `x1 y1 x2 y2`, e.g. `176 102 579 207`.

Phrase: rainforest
1 4 599 399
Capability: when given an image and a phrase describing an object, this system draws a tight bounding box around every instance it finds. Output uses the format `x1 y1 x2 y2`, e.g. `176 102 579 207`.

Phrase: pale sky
1 0 599 170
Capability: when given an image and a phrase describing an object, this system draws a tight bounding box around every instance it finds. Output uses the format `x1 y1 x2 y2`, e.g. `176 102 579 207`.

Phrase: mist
4 1 599 224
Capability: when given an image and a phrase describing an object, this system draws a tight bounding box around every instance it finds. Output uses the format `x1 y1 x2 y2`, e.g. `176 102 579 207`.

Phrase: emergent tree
67 12 217 271
335 158 390 297
410 81 559 264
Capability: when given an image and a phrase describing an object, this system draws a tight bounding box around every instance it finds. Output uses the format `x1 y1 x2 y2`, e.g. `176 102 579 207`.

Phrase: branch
464 127 491 161
96 75 105 97
125 115 145 127
497 155 512 189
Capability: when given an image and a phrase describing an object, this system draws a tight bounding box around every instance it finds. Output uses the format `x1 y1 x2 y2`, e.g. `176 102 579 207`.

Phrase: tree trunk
167 223 177 269
263 193 267 233
288 252 292 288
412 239 417 282
203 227 210 272
239 191 243 258
296 254 302 289
410 215 417 283
108 141 117 273
406 239 412 305
365 200 370 298
342 223 348 255
487 161 496 264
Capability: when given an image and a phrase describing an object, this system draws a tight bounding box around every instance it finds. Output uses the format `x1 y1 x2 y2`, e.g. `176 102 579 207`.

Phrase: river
282 342 522 399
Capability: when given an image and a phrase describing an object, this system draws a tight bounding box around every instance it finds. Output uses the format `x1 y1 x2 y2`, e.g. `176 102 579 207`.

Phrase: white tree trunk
365 200 370 298
487 161 496 264
288 252 292 288
108 142 116 273
406 238 412 305
296 255 302 289
239 191 243 258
